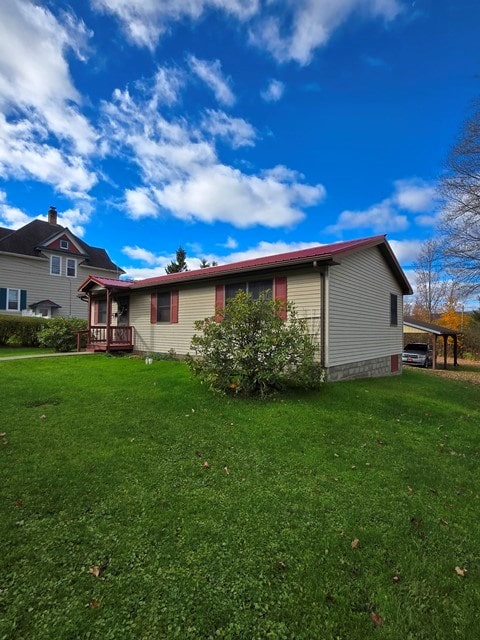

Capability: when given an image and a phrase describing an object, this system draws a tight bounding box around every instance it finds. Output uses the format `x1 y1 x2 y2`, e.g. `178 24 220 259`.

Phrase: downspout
313 261 328 368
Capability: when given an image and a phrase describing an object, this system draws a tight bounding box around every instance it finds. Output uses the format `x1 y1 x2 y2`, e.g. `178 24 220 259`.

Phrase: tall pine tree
165 247 188 274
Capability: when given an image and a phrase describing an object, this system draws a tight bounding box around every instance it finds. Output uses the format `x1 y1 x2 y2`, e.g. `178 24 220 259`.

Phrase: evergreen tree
165 247 188 274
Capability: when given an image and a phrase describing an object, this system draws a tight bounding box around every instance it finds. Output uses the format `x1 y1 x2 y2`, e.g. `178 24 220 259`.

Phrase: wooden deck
77 326 134 352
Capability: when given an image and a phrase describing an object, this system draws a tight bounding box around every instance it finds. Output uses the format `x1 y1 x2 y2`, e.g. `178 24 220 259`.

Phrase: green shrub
37 317 87 352
0 314 46 346
187 291 325 397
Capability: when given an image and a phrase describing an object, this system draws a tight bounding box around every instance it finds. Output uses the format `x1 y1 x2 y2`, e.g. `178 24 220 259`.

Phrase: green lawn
0 346 55 358
1 357 479 639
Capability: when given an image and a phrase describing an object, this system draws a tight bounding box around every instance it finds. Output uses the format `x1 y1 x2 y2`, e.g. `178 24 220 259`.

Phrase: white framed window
66 258 77 278
50 255 61 275
7 288 20 311
60 239 69 250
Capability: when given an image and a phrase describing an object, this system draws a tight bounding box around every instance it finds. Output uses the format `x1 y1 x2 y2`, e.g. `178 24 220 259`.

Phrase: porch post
87 293 92 331
453 334 458 367
432 335 437 370
443 335 448 370
106 289 111 351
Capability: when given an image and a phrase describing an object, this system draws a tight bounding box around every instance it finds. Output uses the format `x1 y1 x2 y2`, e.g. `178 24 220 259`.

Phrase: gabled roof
78 275 134 293
77 235 412 296
0 219 123 272
29 299 62 309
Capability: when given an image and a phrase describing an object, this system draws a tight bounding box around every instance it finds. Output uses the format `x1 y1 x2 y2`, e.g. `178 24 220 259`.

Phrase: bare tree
412 238 448 322
439 100 480 296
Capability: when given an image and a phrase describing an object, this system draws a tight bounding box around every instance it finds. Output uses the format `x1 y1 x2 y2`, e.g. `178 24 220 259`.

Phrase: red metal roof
77 275 133 292
132 235 389 288
77 235 412 295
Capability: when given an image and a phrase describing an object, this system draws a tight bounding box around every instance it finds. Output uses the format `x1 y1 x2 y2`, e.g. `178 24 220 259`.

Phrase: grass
0 346 55 357
1 356 479 639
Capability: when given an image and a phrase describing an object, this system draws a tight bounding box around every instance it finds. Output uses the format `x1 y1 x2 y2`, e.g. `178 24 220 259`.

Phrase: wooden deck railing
77 326 134 351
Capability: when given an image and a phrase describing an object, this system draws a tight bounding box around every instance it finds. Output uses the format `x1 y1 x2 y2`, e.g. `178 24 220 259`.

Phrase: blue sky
0 0 479 289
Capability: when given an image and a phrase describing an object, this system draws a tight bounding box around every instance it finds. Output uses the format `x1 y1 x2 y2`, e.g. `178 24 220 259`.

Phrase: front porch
77 326 134 352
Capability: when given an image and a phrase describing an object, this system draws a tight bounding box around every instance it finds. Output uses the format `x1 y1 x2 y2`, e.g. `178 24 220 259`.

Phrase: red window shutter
171 290 179 323
274 277 287 320
215 285 225 322
150 292 157 324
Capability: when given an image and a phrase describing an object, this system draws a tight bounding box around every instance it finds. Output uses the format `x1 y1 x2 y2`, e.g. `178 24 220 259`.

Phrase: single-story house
77 234 413 382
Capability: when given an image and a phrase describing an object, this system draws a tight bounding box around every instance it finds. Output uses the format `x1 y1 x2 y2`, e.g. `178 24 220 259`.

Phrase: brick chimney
48 206 57 225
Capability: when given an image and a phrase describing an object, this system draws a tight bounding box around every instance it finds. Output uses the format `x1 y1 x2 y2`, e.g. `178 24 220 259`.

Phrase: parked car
402 343 433 368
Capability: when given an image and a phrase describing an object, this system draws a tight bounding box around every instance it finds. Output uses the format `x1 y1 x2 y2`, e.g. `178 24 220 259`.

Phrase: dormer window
60 239 69 250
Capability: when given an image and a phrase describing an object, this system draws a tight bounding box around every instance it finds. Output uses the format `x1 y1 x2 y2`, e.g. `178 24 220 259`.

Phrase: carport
403 317 459 370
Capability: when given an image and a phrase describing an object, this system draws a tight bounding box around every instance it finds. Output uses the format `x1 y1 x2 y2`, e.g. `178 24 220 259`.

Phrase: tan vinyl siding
130 269 324 356
0 252 120 319
327 247 403 367
130 283 215 355
284 269 323 348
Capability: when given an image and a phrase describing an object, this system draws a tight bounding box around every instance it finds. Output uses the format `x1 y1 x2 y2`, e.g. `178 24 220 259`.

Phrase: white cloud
0 191 31 229
249 0 403 65
153 163 325 228
393 178 437 212
327 198 409 234
125 187 159 218
326 177 437 235
101 70 325 229
201 109 256 148
261 79 285 102
187 55 236 106
91 0 259 50
0 115 97 198
0 0 96 154
0 1 98 199
388 239 423 265
221 236 239 249
92 0 402 67
122 245 161 265
0 191 91 236
54 207 91 237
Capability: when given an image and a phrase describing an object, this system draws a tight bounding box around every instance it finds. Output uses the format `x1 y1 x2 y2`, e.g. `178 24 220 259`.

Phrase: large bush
187 291 325 397
37 317 87 352
0 314 46 346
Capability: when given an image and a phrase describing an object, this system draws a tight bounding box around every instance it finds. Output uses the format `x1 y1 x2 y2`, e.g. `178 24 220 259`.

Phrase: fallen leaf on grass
86 599 101 608
195 450 203 457
410 517 422 526
0 432 6 437
406 486 414 493
15 499 22 508
203 461 210 469
89 558 109 578
40 415 46 420
223 466 229 475
351 538 360 549
439 518 449 526
277 560 287 571
455 566 467 577
371 611 383 626
392 575 401 583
